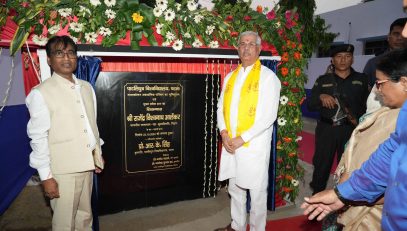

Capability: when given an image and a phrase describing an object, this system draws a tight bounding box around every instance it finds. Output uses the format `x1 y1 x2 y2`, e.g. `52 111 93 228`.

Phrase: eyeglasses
51 50 77 59
375 79 390 89
238 42 257 49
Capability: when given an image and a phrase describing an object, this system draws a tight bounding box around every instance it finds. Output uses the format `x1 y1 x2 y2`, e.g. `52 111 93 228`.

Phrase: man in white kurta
215 31 281 231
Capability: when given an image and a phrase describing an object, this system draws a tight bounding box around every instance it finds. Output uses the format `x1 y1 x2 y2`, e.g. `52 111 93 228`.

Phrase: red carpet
266 215 321 231
298 131 338 173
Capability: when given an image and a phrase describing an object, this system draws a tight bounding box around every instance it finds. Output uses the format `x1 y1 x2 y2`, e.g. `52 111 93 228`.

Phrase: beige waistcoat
336 107 400 231
37 74 103 175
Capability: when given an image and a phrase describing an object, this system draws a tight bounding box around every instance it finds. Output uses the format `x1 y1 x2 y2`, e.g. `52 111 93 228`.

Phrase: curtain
261 59 279 211
75 56 102 231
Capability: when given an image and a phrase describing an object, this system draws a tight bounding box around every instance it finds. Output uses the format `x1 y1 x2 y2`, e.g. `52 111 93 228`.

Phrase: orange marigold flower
281 67 289 76
285 175 293 181
283 137 292 143
282 187 293 193
294 52 301 60
257 5 263 13
295 68 301 76
132 13 143 23
288 152 296 157
281 52 289 62
287 102 296 106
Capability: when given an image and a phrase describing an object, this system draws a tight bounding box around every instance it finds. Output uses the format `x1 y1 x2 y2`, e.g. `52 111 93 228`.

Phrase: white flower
192 39 202 48
58 8 72 17
208 41 219 48
105 9 116 19
99 27 112 36
175 3 181 11
291 179 299 187
280 95 288 105
90 0 101 6
156 0 168 11
187 0 198 11
85 32 98 43
275 22 281 28
295 136 303 142
70 36 78 44
165 31 175 41
205 25 215 35
153 7 163 17
69 22 84 33
104 0 116 7
242 0 250 2
194 14 204 23
162 40 171 47
155 23 163 34
164 9 175 21
79 6 91 16
183 32 191 38
172 39 183 51
277 117 287 126
32 35 48 46
48 25 60 35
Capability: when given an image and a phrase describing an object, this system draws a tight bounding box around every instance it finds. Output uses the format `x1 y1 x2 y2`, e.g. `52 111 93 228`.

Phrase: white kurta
217 64 281 189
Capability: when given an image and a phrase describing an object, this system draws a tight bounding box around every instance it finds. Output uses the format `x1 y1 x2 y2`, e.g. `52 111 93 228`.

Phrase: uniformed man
307 44 369 195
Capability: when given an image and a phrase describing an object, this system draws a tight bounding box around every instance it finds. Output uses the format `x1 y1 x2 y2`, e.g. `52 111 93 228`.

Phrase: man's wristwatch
333 186 350 205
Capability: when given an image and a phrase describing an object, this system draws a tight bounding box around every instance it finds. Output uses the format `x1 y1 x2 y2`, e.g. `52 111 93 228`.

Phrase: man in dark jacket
307 44 369 195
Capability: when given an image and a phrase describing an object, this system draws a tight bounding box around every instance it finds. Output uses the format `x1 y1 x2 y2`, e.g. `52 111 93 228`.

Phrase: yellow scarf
223 59 261 147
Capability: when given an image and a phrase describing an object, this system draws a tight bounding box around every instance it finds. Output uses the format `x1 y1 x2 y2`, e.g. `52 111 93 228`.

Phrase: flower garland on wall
0 0 306 202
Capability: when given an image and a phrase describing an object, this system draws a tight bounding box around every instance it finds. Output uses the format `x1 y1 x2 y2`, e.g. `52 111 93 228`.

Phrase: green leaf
10 26 30 56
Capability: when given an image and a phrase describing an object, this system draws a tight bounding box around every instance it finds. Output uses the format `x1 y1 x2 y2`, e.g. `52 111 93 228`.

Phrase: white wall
0 49 24 107
320 0 405 56
304 55 373 89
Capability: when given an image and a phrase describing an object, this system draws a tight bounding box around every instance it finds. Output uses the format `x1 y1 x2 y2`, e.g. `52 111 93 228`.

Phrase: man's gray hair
238 31 261 45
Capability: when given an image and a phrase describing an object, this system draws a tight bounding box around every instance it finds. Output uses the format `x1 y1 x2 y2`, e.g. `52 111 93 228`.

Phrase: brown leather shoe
214 223 235 231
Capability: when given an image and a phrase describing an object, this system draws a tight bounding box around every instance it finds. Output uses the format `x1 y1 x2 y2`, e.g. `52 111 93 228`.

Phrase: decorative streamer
208 60 215 195
25 41 41 83
202 59 209 197
212 59 221 197
0 50 15 118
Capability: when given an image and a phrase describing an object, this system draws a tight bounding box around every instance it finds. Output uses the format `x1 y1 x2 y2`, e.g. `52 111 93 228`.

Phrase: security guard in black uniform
307 44 369 195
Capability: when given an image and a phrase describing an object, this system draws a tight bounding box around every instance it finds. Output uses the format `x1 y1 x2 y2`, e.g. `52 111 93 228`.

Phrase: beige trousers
228 177 268 231
50 171 93 231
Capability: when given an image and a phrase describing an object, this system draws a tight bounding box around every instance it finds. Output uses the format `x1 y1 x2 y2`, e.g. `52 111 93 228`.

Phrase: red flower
290 88 300 93
285 175 293 181
277 158 283 163
244 16 252 21
295 32 301 42
266 10 276 20
285 10 292 20
281 67 289 77
294 52 301 60
256 5 263 13
281 52 289 62
230 31 239 37
294 12 299 21
225 15 233 21
282 81 289 86
287 102 296 106
295 68 301 76
277 29 284 36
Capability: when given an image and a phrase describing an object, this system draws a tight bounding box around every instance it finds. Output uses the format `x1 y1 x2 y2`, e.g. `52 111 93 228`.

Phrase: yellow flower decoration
132 13 143 23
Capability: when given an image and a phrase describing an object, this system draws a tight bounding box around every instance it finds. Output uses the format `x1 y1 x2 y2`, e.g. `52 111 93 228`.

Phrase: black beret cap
330 44 354 57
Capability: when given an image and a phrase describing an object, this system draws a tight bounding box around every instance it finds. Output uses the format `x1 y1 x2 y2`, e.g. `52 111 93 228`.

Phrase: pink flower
285 10 292 20
21 2 30 7
266 10 276 20
295 32 301 42
294 12 299 21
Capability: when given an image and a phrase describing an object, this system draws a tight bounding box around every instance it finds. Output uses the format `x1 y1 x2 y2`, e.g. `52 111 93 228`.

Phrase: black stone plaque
123 82 183 174
95 72 220 214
